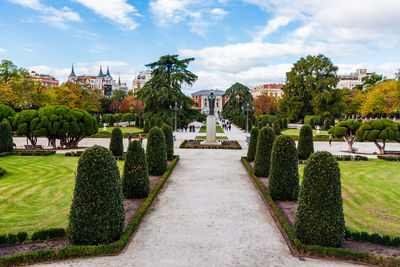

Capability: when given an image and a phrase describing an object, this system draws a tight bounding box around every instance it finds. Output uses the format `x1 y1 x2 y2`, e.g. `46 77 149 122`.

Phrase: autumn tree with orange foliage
360 80 400 116
119 96 144 114
253 94 278 116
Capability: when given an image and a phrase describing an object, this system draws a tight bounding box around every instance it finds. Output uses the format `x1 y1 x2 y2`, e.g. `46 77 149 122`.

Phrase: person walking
329 134 332 146
138 134 143 146
128 133 133 143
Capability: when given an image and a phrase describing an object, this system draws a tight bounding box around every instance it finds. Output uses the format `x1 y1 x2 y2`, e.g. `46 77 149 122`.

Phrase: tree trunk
344 135 355 153
374 141 386 154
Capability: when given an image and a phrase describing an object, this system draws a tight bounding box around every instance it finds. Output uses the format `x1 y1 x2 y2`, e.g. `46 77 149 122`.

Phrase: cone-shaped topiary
162 124 174 160
247 127 258 162
0 119 13 153
268 135 299 200
146 127 167 175
143 119 150 133
109 127 123 156
122 140 150 199
295 151 345 247
254 126 275 177
273 119 281 135
68 145 125 245
297 125 314 160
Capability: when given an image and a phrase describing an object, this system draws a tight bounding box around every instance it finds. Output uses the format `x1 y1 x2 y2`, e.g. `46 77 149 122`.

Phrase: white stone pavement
36 149 356 267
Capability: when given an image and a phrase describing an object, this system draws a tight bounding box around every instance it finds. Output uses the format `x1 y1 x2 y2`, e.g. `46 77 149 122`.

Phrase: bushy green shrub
295 151 345 247
282 117 288 129
146 127 167 175
273 119 281 135
254 126 275 177
268 135 299 200
297 125 314 160
109 127 123 156
122 140 150 199
0 119 13 153
0 167 6 177
247 127 258 162
143 119 150 133
162 124 174 160
0 104 16 124
155 118 163 128
68 145 125 245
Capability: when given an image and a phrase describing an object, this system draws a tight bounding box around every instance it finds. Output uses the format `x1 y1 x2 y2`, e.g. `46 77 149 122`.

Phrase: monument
205 92 218 144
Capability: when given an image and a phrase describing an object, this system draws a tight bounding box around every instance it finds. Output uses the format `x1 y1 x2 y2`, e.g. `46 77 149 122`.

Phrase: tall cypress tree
0 119 13 153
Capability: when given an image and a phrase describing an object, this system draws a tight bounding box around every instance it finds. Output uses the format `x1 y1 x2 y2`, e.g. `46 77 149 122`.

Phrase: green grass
282 128 329 136
299 159 400 236
194 136 229 140
198 125 224 133
0 155 124 235
99 126 143 134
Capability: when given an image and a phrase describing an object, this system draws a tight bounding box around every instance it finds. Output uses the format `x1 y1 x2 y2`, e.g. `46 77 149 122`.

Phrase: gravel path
36 149 356 266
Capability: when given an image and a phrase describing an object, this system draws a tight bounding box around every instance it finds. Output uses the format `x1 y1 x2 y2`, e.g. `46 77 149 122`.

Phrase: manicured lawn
199 125 224 133
282 128 329 136
299 159 400 236
99 126 143 134
195 136 228 140
0 155 124 235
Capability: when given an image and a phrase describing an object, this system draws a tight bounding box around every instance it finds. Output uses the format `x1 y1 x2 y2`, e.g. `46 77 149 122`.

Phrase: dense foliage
295 151 345 247
247 127 258 162
328 119 362 152
146 127 167 175
68 145 125 245
122 140 150 199
0 104 16 124
222 82 254 119
254 126 275 177
297 125 314 160
109 127 123 156
162 124 174 160
273 119 281 135
0 119 13 153
268 135 299 200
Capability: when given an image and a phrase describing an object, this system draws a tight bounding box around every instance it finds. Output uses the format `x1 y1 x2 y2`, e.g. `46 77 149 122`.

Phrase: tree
0 84 18 107
146 127 167 175
0 104 16 124
295 151 345 247
121 113 135 125
12 109 39 146
247 127 258 162
119 96 144 114
254 126 275 177
356 119 400 154
0 60 23 83
328 119 362 152
222 83 253 119
122 140 150 199
162 124 174 160
111 89 127 102
68 145 125 245
268 135 299 200
360 80 399 116
0 119 13 153
253 94 277 116
341 88 364 116
297 125 314 160
136 55 197 114
109 128 123 156
356 73 383 91
279 54 339 121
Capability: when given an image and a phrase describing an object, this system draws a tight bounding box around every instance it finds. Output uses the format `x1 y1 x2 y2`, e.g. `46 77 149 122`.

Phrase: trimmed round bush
295 151 345 247
122 140 150 199
146 127 167 175
268 135 299 200
297 125 314 160
143 119 150 133
109 127 123 156
247 127 258 162
254 126 275 177
0 119 13 153
68 145 125 245
162 124 174 160
273 119 281 135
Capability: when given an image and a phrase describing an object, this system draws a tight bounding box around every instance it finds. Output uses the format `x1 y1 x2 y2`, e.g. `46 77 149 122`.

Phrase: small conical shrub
155 118 163 128
254 126 275 177
109 115 115 126
68 145 125 245
143 119 150 133
268 135 299 200
162 124 174 160
273 120 281 135
0 119 13 153
139 117 144 128
247 127 258 162
135 115 140 127
146 127 167 175
297 125 314 160
295 151 345 247
109 127 123 156
149 118 155 129
122 140 150 199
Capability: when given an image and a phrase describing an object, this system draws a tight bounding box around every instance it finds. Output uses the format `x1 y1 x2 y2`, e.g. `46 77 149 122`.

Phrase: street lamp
243 102 253 133
170 101 182 132
19 100 32 110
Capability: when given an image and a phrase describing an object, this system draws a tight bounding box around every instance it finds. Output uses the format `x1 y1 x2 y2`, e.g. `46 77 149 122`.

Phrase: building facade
132 70 152 92
251 84 284 98
29 71 59 87
336 69 375 89
191 89 229 115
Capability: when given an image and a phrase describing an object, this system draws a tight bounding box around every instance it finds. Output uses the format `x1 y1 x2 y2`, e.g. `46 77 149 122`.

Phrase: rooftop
192 89 225 96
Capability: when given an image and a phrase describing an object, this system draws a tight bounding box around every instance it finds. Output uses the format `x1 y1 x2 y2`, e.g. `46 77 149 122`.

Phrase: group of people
181 125 196 132
220 119 232 131
128 133 143 145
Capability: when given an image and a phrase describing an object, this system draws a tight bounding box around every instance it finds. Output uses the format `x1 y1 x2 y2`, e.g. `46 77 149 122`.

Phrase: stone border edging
0 156 180 267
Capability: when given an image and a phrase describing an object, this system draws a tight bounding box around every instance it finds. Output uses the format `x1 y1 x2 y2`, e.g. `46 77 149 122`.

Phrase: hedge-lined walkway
38 149 356 266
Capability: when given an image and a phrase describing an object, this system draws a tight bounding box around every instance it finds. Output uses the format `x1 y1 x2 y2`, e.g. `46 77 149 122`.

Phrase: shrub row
377 155 400 161
0 150 56 157
0 167 5 177
0 228 65 245
346 229 400 247
65 151 84 157
334 155 369 161
241 157 400 267
179 140 242 150
89 132 146 139
0 233 27 245
0 156 180 266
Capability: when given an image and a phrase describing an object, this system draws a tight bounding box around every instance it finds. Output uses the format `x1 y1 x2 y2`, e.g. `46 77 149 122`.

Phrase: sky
1 0 400 95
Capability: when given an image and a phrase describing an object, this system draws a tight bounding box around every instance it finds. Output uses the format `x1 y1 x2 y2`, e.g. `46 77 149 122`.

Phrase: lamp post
170 101 182 132
20 100 32 110
244 103 252 133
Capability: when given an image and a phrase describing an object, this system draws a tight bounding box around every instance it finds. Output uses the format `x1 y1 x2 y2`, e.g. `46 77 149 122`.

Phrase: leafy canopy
222 82 253 119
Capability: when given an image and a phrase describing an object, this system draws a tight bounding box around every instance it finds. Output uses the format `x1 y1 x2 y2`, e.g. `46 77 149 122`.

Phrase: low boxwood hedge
377 155 400 161
346 229 400 247
0 156 179 266
0 150 56 157
334 155 368 161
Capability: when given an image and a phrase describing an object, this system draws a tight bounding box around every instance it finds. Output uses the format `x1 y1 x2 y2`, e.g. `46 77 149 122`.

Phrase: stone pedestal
205 115 218 145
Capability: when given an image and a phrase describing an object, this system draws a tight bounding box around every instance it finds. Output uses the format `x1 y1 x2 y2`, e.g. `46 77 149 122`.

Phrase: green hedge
297 125 314 160
109 128 124 156
146 127 167 175
0 167 6 177
162 124 174 160
0 232 27 245
0 119 13 153
254 126 275 177
346 229 400 247
377 155 400 161
0 150 56 157
334 155 368 161
247 127 258 162
0 156 179 266
31 228 66 241
179 140 242 150
65 151 84 157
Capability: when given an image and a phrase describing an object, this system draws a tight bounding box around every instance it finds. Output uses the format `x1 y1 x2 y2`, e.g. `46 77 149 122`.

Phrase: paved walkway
37 149 356 266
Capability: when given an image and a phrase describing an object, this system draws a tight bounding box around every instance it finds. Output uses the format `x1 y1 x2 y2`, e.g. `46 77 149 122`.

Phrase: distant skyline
1 0 400 95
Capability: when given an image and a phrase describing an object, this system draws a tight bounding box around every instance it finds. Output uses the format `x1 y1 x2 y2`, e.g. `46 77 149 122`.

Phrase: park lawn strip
198 125 224 133
195 136 228 140
0 155 125 235
282 128 329 136
99 126 143 134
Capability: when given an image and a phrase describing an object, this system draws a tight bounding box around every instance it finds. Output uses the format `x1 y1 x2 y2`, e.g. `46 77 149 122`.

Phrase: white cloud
89 43 110 54
252 16 292 42
74 0 140 30
9 0 82 29
0 48 6 53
